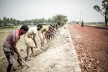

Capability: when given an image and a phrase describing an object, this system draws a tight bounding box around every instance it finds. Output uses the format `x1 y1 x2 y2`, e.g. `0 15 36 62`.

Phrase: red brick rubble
69 24 108 72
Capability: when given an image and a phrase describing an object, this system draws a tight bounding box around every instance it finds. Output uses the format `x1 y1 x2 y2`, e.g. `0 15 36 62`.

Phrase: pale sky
0 0 104 22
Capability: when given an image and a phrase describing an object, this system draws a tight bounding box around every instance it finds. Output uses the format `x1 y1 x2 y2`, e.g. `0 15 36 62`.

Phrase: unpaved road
0 24 81 72
69 24 108 72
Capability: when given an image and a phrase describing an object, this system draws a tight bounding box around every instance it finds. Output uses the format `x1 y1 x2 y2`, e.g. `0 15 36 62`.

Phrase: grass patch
85 23 107 27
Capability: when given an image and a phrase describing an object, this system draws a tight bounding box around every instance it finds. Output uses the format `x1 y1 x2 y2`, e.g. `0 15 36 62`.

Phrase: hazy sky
0 0 104 22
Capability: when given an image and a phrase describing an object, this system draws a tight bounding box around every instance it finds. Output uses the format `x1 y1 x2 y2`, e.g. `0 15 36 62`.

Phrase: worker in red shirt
3 25 29 72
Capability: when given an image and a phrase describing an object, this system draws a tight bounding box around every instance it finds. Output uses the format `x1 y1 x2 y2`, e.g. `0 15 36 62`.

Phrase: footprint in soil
49 63 57 69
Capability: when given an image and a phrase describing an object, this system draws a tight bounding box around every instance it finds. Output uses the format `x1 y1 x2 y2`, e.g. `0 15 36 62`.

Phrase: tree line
0 14 68 28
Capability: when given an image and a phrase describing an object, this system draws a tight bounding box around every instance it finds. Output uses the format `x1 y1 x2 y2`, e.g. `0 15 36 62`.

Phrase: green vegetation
93 0 108 27
52 14 68 26
0 14 68 28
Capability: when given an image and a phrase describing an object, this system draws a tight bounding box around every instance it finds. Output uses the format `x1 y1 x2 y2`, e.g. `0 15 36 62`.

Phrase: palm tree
52 14 68 26
93 5 105 17
93 5 100 11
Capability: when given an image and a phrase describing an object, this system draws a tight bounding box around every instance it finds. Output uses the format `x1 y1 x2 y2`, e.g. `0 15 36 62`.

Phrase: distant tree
1 22 4 28
3 17 7 26
0 19 2 27
12 19 17 25
93 0 108 27
32 19 38 25
3 17 6 21
17 20 20 25
52 14 68 26
37 18 46 23
45 18 52 23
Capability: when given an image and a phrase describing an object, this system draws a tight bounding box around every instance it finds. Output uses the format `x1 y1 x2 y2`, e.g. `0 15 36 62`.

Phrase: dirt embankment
0 25 81 72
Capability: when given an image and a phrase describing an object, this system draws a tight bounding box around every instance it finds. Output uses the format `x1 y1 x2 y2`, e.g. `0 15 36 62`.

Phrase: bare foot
25 56 31 62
